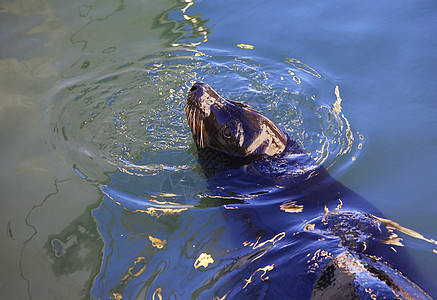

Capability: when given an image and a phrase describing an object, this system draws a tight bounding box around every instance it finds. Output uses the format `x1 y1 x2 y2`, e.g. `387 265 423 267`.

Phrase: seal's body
185 82 431 299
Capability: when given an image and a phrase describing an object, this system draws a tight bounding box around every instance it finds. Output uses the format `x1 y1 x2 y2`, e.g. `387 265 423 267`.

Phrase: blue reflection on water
31 0 436 297
92 137 432 298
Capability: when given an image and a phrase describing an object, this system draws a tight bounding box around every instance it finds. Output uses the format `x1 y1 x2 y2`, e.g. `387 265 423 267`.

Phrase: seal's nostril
190 85 198 92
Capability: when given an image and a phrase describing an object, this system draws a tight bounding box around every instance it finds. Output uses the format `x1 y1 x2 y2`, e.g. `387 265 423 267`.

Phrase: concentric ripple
47 47 364 206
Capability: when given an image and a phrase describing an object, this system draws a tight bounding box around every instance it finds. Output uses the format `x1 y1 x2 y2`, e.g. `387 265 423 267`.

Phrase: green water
1 0 436 298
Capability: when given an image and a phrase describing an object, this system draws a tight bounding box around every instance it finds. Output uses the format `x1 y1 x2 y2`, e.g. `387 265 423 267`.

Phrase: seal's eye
222 125 232 139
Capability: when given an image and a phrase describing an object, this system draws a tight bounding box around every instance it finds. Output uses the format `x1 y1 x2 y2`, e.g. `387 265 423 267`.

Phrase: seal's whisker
193 109 198 140
192 108 199 145
192 108 197 135
198 118 202 148
200 120 204 148
188 107 193 129
187 106 195 134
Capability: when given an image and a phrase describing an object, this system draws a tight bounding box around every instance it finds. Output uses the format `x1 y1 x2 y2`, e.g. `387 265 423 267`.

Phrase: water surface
0 0 436 298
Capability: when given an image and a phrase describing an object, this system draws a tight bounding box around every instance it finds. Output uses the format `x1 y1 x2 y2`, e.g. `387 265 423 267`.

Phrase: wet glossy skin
185 82 287 157
184 82 432 299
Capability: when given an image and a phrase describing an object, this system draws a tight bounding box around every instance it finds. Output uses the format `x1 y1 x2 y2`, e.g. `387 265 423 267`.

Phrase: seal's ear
227 99 252 109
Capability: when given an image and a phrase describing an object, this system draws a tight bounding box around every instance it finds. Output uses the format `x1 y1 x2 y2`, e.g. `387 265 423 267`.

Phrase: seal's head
185 82 287 157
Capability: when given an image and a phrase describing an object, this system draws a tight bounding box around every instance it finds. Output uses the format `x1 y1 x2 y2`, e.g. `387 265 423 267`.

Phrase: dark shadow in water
44 200 104 296
19 177 105 299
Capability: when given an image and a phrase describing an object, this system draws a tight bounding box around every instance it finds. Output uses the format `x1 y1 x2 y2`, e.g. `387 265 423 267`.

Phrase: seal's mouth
185 82 288 157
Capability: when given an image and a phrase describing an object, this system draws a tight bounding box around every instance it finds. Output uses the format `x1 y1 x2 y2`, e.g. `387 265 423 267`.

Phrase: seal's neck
196 136 303 178
195 136 332 202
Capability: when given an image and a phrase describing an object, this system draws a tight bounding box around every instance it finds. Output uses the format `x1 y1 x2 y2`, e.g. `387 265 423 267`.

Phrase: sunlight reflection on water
2 0 436 298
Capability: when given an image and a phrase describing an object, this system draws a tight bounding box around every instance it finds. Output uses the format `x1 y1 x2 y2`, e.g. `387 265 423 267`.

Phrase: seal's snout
189 82 203 92
186 82 220 115
188 82 209 98
185 82 215 149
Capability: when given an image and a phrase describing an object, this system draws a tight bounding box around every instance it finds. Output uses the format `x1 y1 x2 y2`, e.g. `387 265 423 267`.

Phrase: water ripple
46 47 363 207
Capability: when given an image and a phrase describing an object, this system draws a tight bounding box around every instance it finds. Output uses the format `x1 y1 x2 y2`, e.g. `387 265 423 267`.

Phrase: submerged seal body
185 82 431 299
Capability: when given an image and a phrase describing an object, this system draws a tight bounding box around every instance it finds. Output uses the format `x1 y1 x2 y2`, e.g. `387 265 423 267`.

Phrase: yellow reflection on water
149 236 167 249
148 196 187 205
102 186 192 218
157 192 178 198
142 207 188 218
293 75 301 84
213 293 229 300
287 70 302 85
181 0 194 14
309 85 359 166
280 200 303 213
124 257 146 279
194 252 214 269
285 58 321 78
112 256 147 298
237 43 254 50
175 0 208 47
152 288 163 300
336 199 343 210
242 265 275 289
244 232 285 250
334 86 354 157
113 293 122 300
